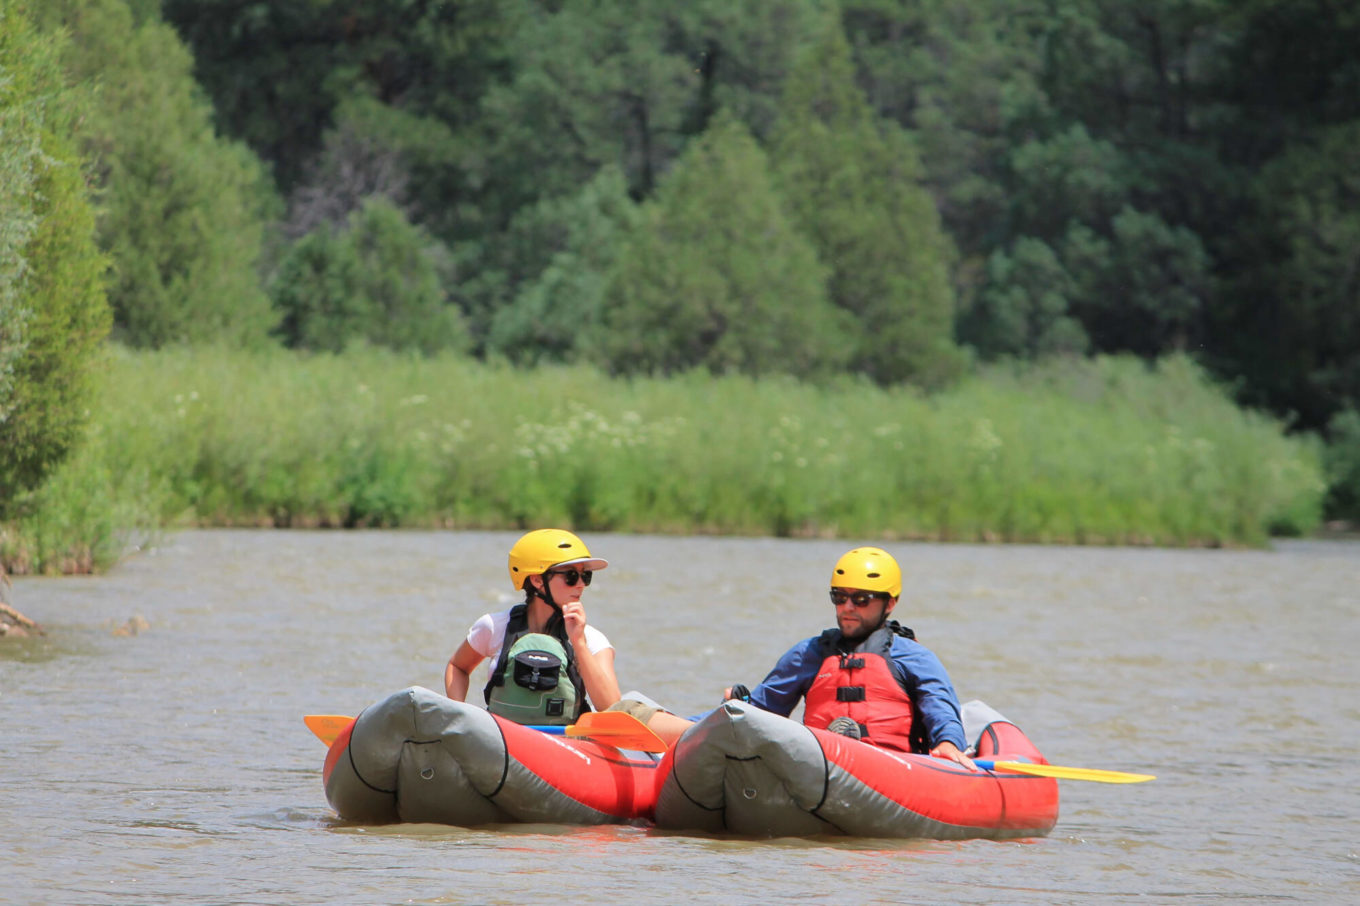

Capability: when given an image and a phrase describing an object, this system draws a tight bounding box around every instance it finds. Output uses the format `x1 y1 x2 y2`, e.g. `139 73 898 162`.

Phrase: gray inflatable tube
653 700 1059 840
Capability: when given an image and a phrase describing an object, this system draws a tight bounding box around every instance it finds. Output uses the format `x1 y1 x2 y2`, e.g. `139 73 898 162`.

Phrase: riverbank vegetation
2 1 1356 576
0 347 1323 573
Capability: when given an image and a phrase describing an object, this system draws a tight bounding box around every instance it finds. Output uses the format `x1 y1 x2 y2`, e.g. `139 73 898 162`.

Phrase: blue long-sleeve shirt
746 632 967 751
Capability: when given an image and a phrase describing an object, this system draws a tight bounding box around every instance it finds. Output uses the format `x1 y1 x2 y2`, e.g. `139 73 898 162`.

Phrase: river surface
2 530 1357 905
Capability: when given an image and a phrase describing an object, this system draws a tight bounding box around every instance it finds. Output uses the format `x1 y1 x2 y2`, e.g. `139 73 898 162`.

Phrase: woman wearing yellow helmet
444 529 621 723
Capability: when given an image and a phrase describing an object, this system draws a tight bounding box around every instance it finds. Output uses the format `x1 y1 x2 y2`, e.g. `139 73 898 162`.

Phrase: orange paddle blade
304 710 667 752
304 714 354 746
564 710 667 752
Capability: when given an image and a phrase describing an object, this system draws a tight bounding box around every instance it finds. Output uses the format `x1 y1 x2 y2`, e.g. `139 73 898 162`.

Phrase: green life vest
483 605 586 725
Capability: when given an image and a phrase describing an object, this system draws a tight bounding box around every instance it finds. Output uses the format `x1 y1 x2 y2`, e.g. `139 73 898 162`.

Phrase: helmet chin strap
529 575 566 634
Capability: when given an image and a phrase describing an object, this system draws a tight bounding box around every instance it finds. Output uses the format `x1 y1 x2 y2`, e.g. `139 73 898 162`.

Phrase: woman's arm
573 643 621 711
444 640 484 701
559 598 621 709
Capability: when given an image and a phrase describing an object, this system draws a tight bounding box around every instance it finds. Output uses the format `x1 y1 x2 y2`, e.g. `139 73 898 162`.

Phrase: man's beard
838 610 887 643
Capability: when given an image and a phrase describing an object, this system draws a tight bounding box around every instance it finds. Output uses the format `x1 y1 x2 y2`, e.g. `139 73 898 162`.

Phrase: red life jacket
802 623 920 753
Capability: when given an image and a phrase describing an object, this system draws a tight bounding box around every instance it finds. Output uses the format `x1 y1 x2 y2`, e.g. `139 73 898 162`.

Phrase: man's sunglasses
546 568 593 587
829 589 888 608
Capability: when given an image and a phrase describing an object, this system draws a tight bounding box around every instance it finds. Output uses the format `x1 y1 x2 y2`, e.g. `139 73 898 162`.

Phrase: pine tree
601 113 849 378
770 11 963 387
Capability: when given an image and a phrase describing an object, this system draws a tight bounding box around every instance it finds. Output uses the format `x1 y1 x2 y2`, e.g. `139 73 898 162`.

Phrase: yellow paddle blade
982 760 1155 784
563 711 667 752
304 714 354 746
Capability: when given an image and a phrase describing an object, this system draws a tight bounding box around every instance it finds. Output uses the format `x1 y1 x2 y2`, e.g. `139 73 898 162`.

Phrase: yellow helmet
507 529 608 589
830 547 901 598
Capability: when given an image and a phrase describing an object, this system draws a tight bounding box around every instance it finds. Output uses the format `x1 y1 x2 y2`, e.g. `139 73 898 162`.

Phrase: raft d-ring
420 768 435 780
742 787 758 800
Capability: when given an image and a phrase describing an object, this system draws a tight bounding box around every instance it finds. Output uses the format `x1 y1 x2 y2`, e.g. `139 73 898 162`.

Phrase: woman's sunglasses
546 568 593 587
829 589 888 608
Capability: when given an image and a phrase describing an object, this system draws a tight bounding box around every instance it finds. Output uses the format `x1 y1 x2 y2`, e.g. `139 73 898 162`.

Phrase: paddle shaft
974 759 1155 783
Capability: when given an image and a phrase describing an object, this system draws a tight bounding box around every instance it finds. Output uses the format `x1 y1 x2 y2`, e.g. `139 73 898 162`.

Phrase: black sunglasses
830 589 888 608
546 568 593 587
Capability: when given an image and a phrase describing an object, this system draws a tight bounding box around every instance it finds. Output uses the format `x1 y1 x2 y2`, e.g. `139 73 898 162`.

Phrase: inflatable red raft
322 686 659 825
319 689 1057 840
653 699 1059 839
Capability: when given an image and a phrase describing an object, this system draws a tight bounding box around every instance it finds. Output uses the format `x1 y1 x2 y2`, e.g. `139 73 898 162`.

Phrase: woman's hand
559 599 588 646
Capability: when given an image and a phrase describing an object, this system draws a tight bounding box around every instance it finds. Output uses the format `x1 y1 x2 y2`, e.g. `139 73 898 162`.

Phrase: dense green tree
962 238 1087 359
0 1 42 438
473 1 825 226
455 0 829 338
39 0 278 348
600 114 849 378
282 98 412 240
844 2 1227 368
988 8 1218 361
0 1 111 508
161 0 518 197
471 0 697 227
481 167 641 365
991 0 1358 437
1216 122 1360 429
270 230 367 355
669 0 825 140
271 197 468 355
1003 125 1125 241
770 11 964 387
1064 208 1211 357
842 0 1052 273
1324 409 1360 520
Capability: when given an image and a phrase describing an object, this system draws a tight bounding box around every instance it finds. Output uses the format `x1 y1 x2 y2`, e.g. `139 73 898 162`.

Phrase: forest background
2 0 1357 577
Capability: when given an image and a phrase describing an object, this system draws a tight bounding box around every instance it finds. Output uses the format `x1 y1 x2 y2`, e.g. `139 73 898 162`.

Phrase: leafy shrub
1324 409 1360 521
270 197 469 355
0 3 111 512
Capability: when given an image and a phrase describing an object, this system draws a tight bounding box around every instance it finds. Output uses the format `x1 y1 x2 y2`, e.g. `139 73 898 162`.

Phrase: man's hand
930 740 976 770
721 684 751 702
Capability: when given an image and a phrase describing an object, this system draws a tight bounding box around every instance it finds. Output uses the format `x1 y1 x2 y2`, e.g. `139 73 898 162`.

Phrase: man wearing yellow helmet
444 529 621 724
724 547 974 768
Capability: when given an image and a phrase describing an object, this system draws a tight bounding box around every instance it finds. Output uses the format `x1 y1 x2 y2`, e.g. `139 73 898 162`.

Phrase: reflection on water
2 531 1357 905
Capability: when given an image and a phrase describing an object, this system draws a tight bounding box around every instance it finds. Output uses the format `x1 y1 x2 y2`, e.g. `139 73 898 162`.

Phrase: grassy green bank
1 346 1325 573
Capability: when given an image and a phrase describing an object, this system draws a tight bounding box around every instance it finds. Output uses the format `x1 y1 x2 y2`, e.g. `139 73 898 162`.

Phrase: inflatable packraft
653 699 1059 839
322 686 659 826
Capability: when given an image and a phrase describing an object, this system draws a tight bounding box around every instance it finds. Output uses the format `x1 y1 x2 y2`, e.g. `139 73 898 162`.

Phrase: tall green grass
1 345 1325 572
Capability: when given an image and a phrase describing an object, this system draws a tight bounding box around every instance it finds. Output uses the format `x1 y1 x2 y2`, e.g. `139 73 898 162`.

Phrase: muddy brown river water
2 530 1356 904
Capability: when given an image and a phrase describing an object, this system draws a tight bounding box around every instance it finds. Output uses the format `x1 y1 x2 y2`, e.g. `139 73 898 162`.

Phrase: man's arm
893 641 967 751
741 639 819 717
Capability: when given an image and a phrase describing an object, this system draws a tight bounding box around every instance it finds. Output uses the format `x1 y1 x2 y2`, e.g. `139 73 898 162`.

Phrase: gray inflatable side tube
325 686 512 825
326 686 635 826
655 700 833 836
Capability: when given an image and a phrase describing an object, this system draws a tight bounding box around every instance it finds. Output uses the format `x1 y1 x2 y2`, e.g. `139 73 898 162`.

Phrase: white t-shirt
465 608 612 664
